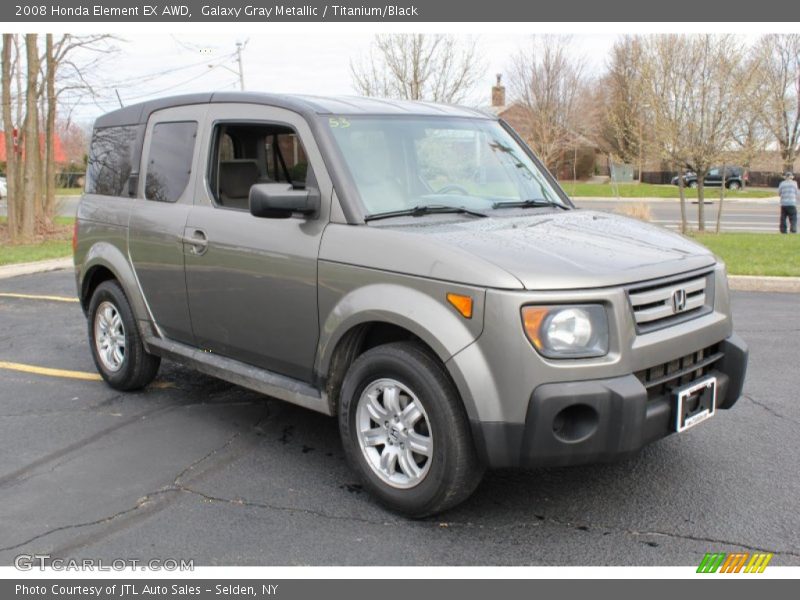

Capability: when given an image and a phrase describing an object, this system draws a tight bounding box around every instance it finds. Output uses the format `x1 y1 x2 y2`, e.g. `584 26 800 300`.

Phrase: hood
320 210 716 291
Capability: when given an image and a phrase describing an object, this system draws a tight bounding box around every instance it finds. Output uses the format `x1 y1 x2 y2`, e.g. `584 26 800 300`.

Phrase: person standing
778 172 798 233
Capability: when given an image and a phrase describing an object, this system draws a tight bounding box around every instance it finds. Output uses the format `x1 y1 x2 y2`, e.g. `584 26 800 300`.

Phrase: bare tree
351 34 483 104
754 34 800 173
599 35 647 177
2 35 19 241
506 35 587 173
42 34 115 226
640 34 751 231
2 33 115 241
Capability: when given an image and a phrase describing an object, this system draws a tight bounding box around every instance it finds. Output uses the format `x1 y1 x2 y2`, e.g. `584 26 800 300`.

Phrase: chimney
491 74 505 108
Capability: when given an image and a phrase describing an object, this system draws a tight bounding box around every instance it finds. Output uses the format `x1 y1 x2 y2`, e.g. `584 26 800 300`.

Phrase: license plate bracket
674 376 717 433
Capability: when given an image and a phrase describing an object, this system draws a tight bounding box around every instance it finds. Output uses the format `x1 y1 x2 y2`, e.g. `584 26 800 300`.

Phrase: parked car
74 93 748 516
671 166 748 190
0 176 7 199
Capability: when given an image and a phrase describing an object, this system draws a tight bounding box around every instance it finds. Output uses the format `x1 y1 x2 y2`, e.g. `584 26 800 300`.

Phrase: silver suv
74 93 748 516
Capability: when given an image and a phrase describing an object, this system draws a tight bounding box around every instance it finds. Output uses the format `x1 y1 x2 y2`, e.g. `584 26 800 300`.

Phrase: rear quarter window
145 121 198 203
85 125 141 196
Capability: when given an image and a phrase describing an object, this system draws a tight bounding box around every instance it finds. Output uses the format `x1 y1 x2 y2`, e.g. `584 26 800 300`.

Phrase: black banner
3 579 796 600
1 0 788 22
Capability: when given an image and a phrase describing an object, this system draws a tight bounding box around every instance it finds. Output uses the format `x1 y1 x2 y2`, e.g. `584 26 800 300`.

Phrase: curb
0 257 73 280
728 275 800 294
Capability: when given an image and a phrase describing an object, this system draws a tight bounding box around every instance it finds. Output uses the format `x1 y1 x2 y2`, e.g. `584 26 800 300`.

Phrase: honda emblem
672 288 687 313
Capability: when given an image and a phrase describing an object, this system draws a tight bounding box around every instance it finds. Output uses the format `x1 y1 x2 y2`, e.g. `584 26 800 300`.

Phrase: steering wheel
435 184 470 195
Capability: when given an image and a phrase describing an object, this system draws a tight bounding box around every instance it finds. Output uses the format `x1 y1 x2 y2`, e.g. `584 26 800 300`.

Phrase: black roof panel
93 92 494 128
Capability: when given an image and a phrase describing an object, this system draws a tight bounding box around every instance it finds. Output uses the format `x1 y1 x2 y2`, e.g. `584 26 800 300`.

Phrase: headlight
521 305 609 358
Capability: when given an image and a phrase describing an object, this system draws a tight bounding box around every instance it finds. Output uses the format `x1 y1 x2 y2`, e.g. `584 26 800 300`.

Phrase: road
0 270 798 566
575 198 781 233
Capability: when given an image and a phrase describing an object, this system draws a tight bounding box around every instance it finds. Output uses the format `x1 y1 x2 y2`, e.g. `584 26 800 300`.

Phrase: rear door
183 104 332 382
705 167 722 186
128 104 208 344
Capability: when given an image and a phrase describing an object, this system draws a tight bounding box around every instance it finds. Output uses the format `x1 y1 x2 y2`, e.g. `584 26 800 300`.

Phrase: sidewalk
0 257 73 280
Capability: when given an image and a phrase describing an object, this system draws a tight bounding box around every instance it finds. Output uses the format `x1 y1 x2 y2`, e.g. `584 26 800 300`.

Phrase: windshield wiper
492 199 569 211
364 205 488 222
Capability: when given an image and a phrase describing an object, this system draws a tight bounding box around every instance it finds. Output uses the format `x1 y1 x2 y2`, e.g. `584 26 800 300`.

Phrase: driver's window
708 168 720 177
208 123 309 211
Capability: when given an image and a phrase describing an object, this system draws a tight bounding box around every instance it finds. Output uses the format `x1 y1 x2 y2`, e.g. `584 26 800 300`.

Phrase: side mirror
249 183 319 219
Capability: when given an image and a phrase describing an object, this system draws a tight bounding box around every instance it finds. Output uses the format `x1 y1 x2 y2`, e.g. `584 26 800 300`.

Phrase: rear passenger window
145 121 197 203
86 125 141 196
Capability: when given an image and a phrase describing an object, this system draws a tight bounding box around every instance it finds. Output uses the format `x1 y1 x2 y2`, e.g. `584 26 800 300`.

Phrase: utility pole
210 40 247 90
235 41 245 90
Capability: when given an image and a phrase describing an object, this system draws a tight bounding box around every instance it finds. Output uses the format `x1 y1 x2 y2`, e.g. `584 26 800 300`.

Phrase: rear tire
338 341 484 517
727 181 741 190
88 280 160 391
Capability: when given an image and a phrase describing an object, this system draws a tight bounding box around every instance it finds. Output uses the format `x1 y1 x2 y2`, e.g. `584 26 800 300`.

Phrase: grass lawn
690 232 800 277
560 182 774 199
0 216 74 266
0 239 72 266
57 187 82 195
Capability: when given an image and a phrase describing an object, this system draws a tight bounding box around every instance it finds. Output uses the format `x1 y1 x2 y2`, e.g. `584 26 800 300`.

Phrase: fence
56 172 85 188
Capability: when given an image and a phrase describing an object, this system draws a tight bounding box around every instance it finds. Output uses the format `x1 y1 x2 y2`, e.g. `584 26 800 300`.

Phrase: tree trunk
782 146 794 175
1 35 18 242
716 163 726 234
44 34 57 229
20 34 39 242
677 164 688 233
696 170 706 232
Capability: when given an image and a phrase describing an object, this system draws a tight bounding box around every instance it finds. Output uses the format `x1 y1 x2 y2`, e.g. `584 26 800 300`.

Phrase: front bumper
472 333 748 469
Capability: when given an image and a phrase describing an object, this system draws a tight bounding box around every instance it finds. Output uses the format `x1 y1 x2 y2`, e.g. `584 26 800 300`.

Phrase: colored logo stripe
697 553 726 573
744 553 773 573
697 552 773 573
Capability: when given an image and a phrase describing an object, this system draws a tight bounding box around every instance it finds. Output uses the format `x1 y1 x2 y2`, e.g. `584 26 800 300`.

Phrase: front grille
627 270 714 332
634 344 723 401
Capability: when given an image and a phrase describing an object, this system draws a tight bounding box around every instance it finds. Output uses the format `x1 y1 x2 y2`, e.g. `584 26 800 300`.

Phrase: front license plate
674 376 717 433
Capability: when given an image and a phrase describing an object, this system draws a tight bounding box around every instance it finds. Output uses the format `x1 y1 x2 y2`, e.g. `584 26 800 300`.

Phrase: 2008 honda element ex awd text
74 93 748 517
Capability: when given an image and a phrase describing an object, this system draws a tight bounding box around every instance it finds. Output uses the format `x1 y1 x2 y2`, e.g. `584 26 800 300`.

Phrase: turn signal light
447 293 473 319
521 306 549 350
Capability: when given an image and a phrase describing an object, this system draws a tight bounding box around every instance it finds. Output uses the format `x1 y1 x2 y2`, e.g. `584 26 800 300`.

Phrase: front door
184 104 332 382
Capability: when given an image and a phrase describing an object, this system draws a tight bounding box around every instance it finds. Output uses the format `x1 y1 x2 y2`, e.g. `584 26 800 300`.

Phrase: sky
65 33 619 123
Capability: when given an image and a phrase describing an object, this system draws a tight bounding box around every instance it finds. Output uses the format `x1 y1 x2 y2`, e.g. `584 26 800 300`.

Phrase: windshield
325 116 568 217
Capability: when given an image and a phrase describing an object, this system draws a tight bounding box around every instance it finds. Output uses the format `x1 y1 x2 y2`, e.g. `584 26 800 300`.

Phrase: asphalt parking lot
0 270 798 566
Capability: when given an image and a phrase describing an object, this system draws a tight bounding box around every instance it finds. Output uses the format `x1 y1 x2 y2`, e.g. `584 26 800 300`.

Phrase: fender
78 241 157 338
315 269 486 418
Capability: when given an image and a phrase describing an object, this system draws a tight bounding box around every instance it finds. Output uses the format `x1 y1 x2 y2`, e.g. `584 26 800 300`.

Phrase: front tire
88 280 160 390
339 341 484 517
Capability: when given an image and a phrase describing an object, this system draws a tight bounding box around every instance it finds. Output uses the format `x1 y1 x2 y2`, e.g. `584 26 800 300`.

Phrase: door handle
182 229 208 255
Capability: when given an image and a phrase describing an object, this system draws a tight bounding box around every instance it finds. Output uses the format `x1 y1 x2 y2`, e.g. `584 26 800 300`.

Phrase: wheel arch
316 284 485 420
78 242 152 332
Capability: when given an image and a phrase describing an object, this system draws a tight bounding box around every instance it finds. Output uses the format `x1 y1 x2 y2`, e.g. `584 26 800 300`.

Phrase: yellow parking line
0 292 79 303
0 361 101 381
